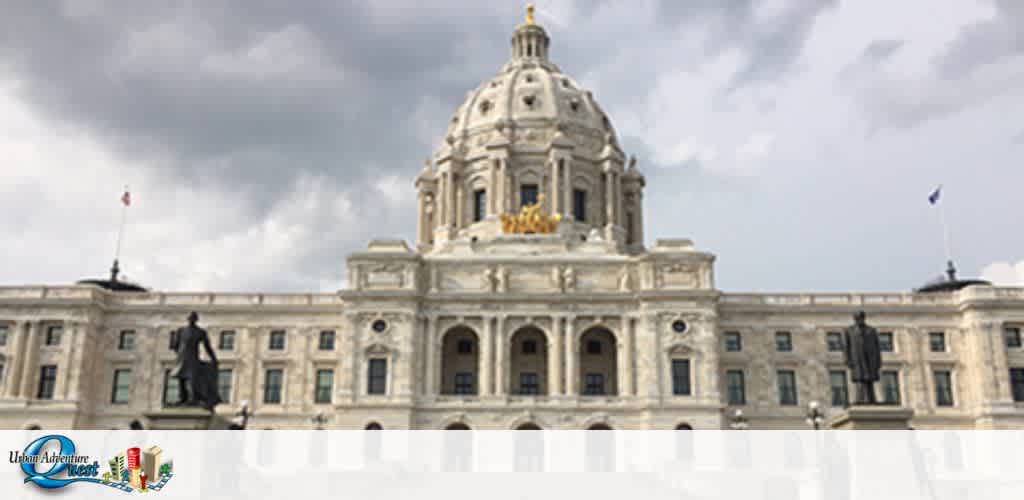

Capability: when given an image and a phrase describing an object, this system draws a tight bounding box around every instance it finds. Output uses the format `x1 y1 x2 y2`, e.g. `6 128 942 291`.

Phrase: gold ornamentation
500 194 561 234
526 4 535 25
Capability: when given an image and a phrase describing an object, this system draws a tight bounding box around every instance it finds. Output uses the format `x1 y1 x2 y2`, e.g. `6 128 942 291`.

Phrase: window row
722 330 948 353
471 185 590 223
722 368 956 408
147 330 339 352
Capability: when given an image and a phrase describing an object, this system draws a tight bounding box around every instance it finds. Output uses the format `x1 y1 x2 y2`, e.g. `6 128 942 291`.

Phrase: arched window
442 327 480 396
365 422 383 430
578 328 618 396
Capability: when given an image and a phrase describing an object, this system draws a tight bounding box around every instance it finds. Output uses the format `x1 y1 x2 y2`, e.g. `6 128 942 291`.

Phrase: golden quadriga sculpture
500 194 561 234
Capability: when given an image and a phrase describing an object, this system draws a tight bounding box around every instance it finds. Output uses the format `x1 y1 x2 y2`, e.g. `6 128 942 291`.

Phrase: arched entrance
441 326 479 395
509 326 548 395
587 423 613 430
445 422 471 430
675 423 693 430
675 423 694 461
515 423 542 430
578 327 618 396
365 422 382 430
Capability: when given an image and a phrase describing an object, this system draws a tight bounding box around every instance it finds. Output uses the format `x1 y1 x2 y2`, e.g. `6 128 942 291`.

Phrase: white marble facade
1 16 1023 431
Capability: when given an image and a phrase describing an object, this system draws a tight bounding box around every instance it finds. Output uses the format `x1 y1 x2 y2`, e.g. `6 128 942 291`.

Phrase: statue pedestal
144 407 232 430
827 405 914 430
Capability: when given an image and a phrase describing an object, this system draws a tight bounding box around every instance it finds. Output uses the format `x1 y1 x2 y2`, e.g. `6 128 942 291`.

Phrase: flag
121 189 131 207
927 185 941 205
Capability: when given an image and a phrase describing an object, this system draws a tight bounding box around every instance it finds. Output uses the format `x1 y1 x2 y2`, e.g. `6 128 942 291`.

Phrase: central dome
440 16 620 155
416 7 644 255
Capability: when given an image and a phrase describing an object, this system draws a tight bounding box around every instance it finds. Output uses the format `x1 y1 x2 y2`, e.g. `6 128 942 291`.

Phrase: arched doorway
442 422 473 471
584 423 615 471
441 327 479 396
364 422 382 463
445 422 471 430
578 327 618 396
509 326 548 395
365 422 382 430
675 423 694 461
514 423 545 471
515 423 542 430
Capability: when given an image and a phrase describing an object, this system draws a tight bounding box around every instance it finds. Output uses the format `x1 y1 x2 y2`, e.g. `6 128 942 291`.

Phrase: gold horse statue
500 193 561 234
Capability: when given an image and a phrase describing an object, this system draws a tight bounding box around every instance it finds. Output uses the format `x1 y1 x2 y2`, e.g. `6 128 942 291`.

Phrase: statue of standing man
170 312 222 410
843 310 882 405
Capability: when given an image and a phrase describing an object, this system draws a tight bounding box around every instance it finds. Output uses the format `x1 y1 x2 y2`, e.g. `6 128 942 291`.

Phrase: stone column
549 160 559 214
604 171 614 226
425 316 439 397
494 316 506 396
618 316 634 397
454 174 464 228
4 321 26 398
480 317 493 396
488 160 498 216
614 172 624 227
19 321 41 398
563 159 573 218
548 316 563 396
565 317 577 396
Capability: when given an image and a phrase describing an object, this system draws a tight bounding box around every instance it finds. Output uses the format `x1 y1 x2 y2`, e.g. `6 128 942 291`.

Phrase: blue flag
928 185 941 205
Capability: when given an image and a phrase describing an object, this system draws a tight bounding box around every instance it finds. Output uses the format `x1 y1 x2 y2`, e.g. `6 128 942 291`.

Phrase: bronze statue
843 310 882 405
169 312 221 410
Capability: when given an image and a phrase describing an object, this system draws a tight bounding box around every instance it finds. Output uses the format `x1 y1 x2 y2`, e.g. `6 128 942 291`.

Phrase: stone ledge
144 408 233 430
827 405 914 430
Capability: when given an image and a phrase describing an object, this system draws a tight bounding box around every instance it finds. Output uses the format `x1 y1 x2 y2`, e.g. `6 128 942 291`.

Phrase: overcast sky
1 0 1022 293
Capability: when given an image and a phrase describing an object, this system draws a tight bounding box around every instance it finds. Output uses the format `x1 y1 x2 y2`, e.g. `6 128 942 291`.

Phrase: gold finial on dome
526 4 535 25
500 193 561 234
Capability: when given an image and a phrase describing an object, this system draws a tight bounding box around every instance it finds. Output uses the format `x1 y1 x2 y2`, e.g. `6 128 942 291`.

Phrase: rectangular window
0 325 8 346
37 365 57 400
263 369 283 404
45 326 63 346
457 340 473 354
118 330 136 351
521 340 537 354
315 369 334 404
519 372 539 395
934 370 954 407
368 359 387 395
454 372 475 395
520 184 539 207
829 370 848 407
826 332 843 352
724 332 742 352
726 370 746 405
777 370 798 406
269 330 286 350
162 370 179 406
573 189 587 222
672 359 691 396
881 370 901 405
584 373 605 395
1010 368 1024 402
879 332 894 352
219 330 236 351
473 189 487 222
929 332 946 352
1005 327 1022 349
111 369 132 404
775 332 792 352
318 330 336 350
586 340 602 355
218 369 233 403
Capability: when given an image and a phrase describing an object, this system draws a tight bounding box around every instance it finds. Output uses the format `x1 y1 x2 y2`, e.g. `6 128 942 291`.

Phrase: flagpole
112 185 129 281
938 199 952 265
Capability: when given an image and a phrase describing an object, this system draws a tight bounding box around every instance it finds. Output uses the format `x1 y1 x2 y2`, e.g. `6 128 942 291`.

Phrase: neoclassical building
1 12 1023 431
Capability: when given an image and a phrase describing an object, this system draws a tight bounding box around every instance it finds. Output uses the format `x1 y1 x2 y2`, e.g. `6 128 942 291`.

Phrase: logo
10 434 173 493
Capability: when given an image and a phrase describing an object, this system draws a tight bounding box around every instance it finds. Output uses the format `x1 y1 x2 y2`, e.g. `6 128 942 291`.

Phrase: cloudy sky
1 0 1021 293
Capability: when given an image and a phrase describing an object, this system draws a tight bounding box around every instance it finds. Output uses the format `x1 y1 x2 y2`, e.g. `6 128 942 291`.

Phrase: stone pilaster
494 316 506 395
19 321 40 398
479 316 493 396
3 321 26 398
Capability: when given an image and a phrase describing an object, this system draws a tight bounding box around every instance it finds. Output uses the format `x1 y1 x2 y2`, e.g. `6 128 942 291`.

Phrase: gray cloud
1 1 1021 293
